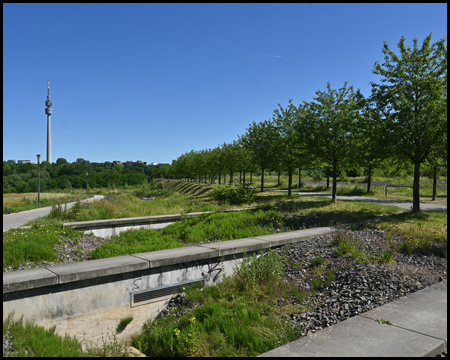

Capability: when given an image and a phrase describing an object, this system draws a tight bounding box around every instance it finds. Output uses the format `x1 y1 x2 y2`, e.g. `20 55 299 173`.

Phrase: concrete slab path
2 195 106 232
259 280 447 357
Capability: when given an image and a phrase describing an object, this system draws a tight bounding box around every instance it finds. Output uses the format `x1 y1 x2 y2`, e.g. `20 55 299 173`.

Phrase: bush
210 183 258 205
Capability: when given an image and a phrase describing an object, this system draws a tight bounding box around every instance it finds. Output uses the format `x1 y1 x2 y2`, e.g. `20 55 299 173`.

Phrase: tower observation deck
45 80 52 163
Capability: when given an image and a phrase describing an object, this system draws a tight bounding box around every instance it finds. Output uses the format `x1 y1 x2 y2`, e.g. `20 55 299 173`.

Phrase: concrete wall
3 227 334 346
63 212 210 238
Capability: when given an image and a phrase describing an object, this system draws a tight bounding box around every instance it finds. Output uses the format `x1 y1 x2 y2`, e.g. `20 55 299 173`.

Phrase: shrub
210 183 258 205
234 249 285 289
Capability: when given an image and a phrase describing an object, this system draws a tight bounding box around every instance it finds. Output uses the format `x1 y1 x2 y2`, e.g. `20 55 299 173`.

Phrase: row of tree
3 158 170 193
167 34 447 213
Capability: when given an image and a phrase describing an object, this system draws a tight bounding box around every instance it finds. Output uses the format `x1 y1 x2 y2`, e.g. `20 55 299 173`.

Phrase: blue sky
3 3 447 164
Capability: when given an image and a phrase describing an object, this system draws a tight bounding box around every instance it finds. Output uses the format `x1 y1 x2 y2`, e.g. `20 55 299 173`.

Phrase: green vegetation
117 317 133 334
3 225 84 271
210 182 258 205
3 315 85 357
3 158 170 194
132 250 298 357
3 314 141 357
89 209 288 259
310 257 325 267
3 192 91 214
356 211 447 257
376 319 392 325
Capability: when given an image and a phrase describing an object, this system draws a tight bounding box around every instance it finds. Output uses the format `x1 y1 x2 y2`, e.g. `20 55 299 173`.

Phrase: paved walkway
259 280 447 357
2 195 106 232
267 189 447 211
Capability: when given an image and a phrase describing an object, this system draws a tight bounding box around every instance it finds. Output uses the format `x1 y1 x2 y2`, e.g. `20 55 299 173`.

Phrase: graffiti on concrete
130 259 227 293
172 259 223 283
132 276 143 291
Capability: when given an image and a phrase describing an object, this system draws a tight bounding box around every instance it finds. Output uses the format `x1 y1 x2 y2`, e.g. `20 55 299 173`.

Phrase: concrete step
259 280 447 357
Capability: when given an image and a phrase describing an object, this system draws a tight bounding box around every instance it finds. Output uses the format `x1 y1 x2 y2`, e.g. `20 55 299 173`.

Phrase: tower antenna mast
45 80 53 163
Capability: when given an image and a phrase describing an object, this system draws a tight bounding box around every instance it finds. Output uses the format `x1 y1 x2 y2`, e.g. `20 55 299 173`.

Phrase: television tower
45 80 53 163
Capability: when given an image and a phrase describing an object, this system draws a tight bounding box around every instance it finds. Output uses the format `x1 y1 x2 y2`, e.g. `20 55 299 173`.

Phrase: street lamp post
86 172 88 195
37 154 41 203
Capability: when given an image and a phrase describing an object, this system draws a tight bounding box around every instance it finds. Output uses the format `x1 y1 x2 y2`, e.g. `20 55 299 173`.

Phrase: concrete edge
3 267 58 293
63 211 211 229
3 227 336 294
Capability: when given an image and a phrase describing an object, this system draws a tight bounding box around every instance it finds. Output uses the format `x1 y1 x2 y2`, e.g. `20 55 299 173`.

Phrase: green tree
242 119 278 192
358 92 395 193
272 99 308 196
56 157 68 165
306 81 363 202
234 138 253 184
371 33 447 212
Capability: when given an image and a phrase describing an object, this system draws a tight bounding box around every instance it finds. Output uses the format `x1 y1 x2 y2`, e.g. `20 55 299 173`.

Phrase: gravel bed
272 229 447 336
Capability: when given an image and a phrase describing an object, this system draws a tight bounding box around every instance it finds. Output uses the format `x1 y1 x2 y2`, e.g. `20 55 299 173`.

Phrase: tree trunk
229 170 233 185
278 171 281 186
326 167 330 190
250 172 252 184
239 171 242 183
261 167 265 192
204 171 207 184
298 168 302 189
243 171 246 184
412 161 421 213
211 170 214 184
367 162 372 193
432 165 437 201
219 170 222 185
288 166 292 196
332 160 337 202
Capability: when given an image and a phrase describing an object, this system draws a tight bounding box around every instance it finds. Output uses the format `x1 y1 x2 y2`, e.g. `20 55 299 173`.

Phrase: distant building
17 160 31 164
113 161 122 165
151 162 158 166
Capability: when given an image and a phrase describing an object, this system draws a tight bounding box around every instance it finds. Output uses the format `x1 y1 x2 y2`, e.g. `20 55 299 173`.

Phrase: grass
354 211 447 257
131 249 299 357
253 174 447 205
116 317 133 334
3 225 85 271
3 314 85 357
25 185 227 226
3 192 92 214
83 208 294 259
2 314 139 357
